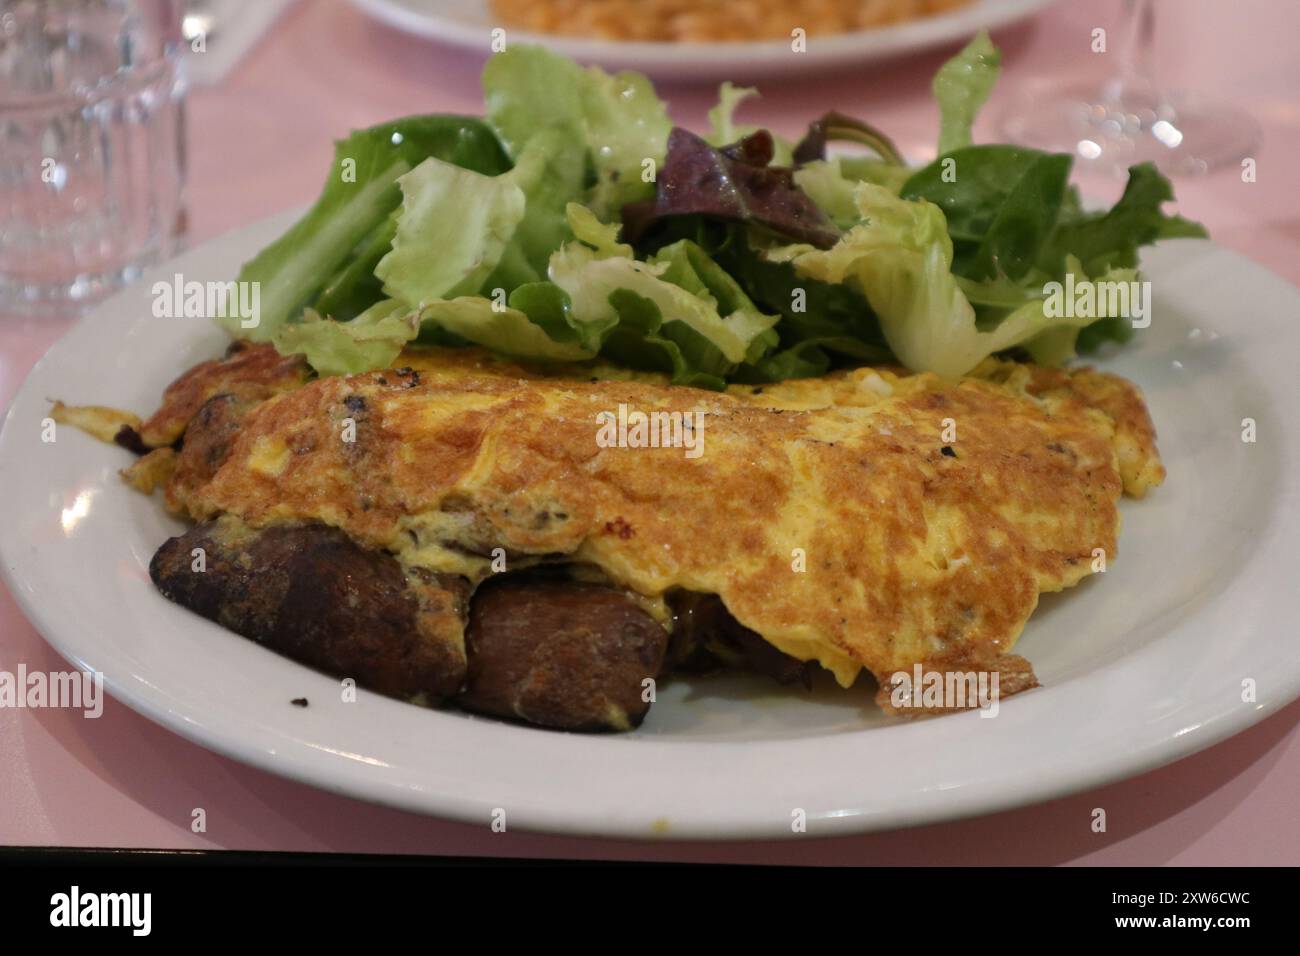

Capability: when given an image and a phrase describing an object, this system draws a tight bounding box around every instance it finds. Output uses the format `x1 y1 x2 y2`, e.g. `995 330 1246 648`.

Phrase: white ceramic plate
1 210 1298 839
349 0 1057 82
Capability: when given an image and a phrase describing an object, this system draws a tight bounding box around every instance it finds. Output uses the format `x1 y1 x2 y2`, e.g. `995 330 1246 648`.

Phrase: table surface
2 0 1297 864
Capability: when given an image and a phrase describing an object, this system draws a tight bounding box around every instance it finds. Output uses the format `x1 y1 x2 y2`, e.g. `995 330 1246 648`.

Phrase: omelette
58 342 1163 730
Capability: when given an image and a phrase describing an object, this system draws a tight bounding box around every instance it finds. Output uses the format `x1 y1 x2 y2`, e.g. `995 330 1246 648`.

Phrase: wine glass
998 0 1260 176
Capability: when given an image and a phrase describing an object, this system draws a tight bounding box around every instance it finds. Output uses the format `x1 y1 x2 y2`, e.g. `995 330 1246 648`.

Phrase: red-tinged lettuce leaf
621 127 840 249
791 111 904 167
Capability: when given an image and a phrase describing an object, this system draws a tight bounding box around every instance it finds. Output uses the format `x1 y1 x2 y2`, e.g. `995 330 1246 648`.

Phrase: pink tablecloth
1 0 1296 863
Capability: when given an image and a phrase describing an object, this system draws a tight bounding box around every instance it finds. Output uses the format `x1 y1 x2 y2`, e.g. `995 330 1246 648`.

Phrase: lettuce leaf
549 207 779 368
310 211 398 321
834 157 913 197
272 300 420 377
794 159 868 230
376 125 591 310
600 290 730 390
621 128 839 248
708 225 891 364
651 239 781 363
903 145 1073 281
220 116 509 341
706 82 795 166
580 67 673 215
482 44 581 158
408 203 781 383
1037 161 1208 277
375 155 527 305
933 31 1000 155
903 146 1203 361
707 82 756 145
548 246 743 363
480 128 587 291
416 293 596 362
566 202 633 258
787 110 908 229
764 184 1113 379
483 45 671 220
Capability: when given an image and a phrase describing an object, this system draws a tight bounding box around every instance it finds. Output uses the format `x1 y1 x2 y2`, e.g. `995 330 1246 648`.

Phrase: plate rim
347 0 1058 79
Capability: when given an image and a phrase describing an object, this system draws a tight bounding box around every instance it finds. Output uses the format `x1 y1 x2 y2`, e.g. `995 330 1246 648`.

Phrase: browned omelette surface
157 346 1163 702
138 340 309 447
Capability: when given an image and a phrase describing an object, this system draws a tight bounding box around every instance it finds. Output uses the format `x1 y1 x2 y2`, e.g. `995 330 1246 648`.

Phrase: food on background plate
490 0 974 43
57 35 1197 732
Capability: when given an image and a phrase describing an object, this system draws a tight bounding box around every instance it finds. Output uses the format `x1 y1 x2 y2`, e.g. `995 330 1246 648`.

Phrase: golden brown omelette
84 342 1162 718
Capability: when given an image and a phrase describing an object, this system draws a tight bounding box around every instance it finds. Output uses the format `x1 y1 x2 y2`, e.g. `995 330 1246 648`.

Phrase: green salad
221 33 1205 387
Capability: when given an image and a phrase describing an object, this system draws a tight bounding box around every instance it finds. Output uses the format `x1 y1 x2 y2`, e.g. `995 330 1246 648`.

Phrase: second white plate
349 0 1057 82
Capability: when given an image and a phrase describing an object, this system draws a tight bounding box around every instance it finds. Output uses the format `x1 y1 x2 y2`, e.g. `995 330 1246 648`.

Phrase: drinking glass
0 0 187 316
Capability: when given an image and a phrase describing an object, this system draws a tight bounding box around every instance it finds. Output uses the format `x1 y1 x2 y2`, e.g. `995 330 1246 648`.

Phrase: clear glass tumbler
0 0 187 316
